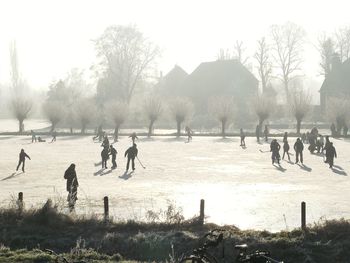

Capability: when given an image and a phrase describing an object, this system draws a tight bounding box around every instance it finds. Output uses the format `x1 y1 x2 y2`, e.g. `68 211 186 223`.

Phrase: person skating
323 135 332 163
129 132 138 144
256 125 260 143
185 126 193 143
326 142 337 168
109 145 117 169
31 130 37 143
264 125 269 142
51 130 57 142
294 138 304 164
101 135 110 149
283 132 288 143
270 139 281 164
64 164 79 212
101 147 109 169
240 128 246 147
16 149 31 172
125 143 138 171
282 139 291 161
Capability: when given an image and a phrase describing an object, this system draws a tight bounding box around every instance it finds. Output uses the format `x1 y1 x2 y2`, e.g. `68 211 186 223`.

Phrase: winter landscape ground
1 122 349 233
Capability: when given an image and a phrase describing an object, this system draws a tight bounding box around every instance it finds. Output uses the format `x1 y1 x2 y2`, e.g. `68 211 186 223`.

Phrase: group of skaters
268 128 337 168
98 132 139 172
31 130 57 143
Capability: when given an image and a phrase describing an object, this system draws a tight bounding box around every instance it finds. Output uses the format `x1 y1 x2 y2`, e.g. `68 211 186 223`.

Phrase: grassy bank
1 201 350 262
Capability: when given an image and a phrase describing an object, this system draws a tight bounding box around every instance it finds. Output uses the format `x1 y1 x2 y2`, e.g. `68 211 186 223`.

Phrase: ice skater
294 138 304 164
101 135 110 149
64 164 79 212
240 128 246 147
185 126 193 143
326 142 337 168
16 149 31 173
125 143 138 171
270 139 281 164
282 139 291 161
109 145 117 169
31 130 37 143
101 147 109 169
129 132 138 144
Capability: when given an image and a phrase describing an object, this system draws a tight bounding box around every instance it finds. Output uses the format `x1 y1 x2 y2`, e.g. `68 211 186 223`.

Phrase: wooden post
199 199 205 225
104 196 109 221
301 201 306 230
18 192 24 212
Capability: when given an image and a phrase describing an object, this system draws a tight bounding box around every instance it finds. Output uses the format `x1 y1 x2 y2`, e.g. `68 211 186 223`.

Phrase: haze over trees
327 98 350 135
143 95 162 137
253 94 276 131
106 100 129 141
169 97 194 137
290 89 311 134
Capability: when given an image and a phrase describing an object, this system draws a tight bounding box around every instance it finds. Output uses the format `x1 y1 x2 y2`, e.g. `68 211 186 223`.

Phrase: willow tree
169 97 194 137
144 96 162 137
290 90 311 134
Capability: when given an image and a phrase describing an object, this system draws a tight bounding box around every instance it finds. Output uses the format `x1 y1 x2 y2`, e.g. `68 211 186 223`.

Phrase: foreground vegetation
1 200 350 262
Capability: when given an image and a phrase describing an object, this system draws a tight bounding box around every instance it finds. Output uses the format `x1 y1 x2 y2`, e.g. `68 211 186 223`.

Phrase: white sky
0 0 349 90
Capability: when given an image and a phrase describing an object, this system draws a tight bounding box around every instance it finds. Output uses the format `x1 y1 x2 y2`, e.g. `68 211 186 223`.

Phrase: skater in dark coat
64 164 79 211
51 130 57 142
323 136 331 163
294 138 304 164
109 145 117 169
101 147 109 169
125 143 138 171
185 126 193 143
240 128 246 147
16 149 31 172
326 142 337 168
282 140 291 161
101 135 110 149
270 139 281 164
283 132 288 143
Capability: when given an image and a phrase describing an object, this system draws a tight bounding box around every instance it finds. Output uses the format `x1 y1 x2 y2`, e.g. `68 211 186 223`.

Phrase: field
0 122 349 232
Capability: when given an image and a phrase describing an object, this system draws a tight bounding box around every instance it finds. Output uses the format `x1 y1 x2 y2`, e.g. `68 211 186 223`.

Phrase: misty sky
0 0 349 91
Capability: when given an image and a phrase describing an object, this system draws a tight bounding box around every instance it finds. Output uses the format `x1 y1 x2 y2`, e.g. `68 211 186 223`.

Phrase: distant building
157 60 259 124
320 56 350 112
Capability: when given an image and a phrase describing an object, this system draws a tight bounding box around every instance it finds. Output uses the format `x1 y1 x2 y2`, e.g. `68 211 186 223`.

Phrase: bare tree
169 97 194 137
270 22 305 103
75 99 96 134
327 97 350 135
94 25 160 104
253 94 276 131
42 101 66 132
334 26 350 62
317 35 335 77
208 96 235 138
290 89 311 134
10 96 32 133
106 100 129 141
233 40 249 65
144 96 162 137
254 37 272 93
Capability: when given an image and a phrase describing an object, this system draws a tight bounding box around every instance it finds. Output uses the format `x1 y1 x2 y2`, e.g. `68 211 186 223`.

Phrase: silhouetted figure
270 139 281 164
16 149 31 172
282 140 291 161
38 137 46 142
264 125 269 142
326 142 337 168
51 130 57 142
240 128 246 147
109 145 117 169
64 164 79 211
185 126 193 142
31 130 36 143
330 123 336 137
294 138 304 164
101 147 109 169
125 143 138 171
101 135 110 149
256 125 260 143
344 125 348 137
129 132 138 144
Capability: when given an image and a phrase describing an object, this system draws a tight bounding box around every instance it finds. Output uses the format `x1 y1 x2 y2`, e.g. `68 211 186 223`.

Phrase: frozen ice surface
0 134 349 232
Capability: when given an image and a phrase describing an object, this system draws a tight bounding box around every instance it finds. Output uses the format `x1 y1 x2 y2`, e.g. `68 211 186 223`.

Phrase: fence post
17 192 24 212
199 199 205 225
301 201 306 230
104 196 109 222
